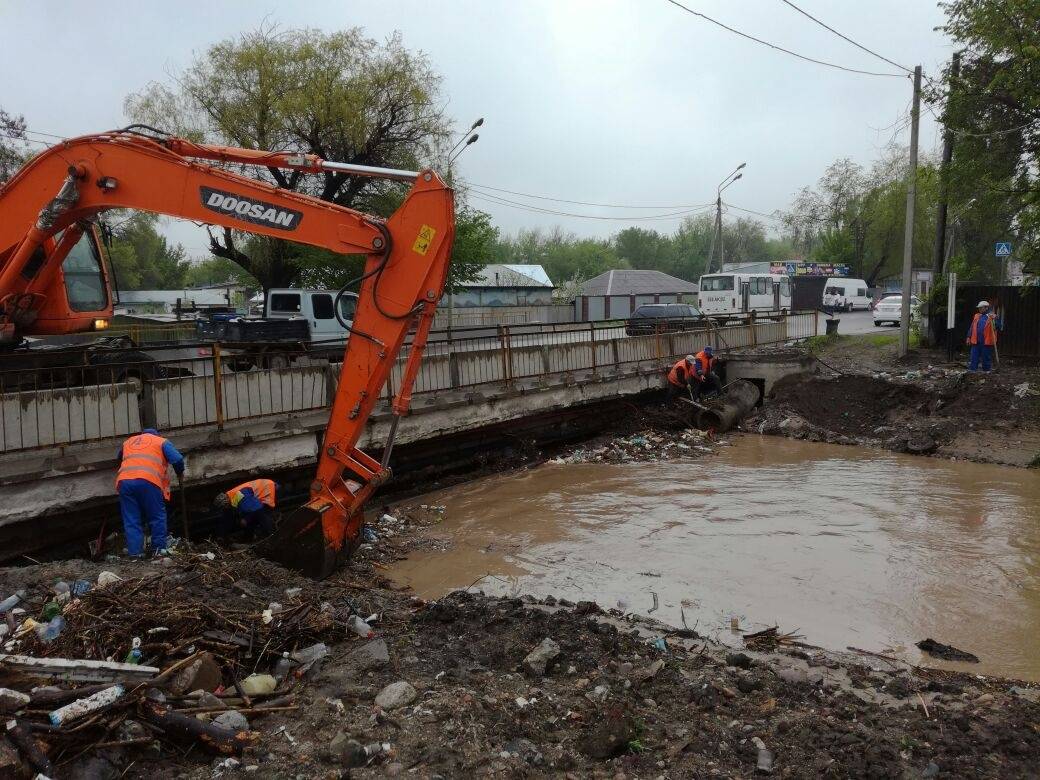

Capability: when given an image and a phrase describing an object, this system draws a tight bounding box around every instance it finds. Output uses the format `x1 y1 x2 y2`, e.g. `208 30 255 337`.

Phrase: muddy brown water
389 435 1040 681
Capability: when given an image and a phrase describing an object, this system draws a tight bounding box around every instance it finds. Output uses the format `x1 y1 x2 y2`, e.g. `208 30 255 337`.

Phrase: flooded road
388 436 1040 680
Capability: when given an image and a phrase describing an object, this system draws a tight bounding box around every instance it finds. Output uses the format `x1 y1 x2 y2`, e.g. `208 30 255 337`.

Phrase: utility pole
931 52 960 278
714 195 723 272
711 163 745 274
899 65 922 357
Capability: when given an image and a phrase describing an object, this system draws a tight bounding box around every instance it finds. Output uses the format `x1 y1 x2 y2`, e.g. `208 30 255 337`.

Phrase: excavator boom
0 129 455 577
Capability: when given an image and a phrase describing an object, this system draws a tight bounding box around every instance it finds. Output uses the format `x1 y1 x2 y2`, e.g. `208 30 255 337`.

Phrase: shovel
178 474 190 543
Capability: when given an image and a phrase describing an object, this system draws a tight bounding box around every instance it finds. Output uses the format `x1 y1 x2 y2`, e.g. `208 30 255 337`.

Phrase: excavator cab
32 226 113 335
0 224 112 342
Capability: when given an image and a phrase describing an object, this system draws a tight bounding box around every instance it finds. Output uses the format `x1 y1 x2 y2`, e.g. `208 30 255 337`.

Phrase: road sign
995 242 1012 256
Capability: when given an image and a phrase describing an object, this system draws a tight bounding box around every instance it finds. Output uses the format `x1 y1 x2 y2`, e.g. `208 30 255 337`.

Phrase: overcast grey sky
1 0 952 259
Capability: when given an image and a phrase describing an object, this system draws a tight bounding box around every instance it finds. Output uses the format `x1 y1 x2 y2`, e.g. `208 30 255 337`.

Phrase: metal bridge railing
0 310 817 455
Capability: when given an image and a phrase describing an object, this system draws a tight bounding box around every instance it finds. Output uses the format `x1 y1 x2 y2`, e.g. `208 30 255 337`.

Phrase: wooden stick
139 699 256 756
6 719 53 775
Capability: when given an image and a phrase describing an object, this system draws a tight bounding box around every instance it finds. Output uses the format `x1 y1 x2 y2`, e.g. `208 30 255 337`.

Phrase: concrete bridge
0 312 820 558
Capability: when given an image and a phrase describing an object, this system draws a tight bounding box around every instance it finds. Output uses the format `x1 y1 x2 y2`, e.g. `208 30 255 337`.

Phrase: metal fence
0 310 818 454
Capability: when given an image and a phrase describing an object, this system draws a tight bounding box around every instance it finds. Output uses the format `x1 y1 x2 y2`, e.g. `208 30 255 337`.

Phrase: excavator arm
0 129 455 578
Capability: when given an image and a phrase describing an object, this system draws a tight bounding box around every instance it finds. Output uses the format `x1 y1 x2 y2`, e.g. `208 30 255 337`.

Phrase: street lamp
712 163 746 272
449 117 484 157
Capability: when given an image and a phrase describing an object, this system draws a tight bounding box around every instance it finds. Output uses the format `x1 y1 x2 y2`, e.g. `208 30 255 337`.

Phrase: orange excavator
0 126 455 578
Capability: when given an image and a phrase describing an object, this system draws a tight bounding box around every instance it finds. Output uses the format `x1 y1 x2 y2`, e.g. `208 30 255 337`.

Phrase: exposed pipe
697 379 760 432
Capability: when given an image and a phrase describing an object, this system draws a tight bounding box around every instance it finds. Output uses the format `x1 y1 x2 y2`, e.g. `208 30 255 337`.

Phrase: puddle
388 435 1040 680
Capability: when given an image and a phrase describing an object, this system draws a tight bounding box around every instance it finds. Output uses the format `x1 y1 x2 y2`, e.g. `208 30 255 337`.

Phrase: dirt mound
768 374 931 437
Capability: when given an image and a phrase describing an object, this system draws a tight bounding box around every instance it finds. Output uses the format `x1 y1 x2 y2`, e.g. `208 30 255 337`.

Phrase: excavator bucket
259 506 356 580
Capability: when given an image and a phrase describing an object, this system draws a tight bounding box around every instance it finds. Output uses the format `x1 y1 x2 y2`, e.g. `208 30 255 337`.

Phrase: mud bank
748 349 1040 467
2 548 1040 779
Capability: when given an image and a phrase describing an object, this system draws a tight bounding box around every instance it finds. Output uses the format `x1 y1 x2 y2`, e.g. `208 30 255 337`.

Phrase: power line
663 0 907 78
469 191 715 221
723 202 785 220
468 182 714 210
777 0 912 74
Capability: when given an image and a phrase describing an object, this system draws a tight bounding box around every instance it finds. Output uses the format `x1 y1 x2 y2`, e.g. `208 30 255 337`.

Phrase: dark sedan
624 303 705 336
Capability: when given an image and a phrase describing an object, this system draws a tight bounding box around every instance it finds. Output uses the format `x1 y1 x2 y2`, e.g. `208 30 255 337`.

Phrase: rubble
522 637 561 676
374 680 417 710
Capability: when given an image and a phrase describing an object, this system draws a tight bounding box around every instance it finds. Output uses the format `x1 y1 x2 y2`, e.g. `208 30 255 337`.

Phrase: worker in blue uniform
115 429 185 557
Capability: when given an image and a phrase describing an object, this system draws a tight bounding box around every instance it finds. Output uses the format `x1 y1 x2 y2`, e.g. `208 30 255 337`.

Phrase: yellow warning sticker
412 224 436 256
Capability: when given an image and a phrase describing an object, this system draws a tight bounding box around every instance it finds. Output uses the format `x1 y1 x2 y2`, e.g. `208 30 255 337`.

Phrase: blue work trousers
968 345 993 372
118 479 167 555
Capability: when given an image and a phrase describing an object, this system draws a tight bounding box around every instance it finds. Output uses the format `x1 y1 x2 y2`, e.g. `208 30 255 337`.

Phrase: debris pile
0 550 372 776
551 428 716 464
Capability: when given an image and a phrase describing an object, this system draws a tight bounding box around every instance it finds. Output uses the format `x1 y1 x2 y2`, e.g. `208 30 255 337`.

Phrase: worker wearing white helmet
965 300 998 372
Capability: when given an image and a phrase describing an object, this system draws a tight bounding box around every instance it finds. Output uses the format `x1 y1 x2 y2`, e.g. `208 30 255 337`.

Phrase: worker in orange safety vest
965 300 999 372
667 354 699 400
115 429 185 557
214 478 277 541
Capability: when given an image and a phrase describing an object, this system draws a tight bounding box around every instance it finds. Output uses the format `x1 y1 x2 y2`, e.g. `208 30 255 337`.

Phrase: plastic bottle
71 580 92 597
273 652 295 680
124 637 143 665
41 601 62 621
0 590 25 613
37 616 65 643
291 642 329 664
349 615 374 639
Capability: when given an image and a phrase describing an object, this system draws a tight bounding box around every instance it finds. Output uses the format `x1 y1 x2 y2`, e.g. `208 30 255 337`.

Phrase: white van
697 273 792 318
265 288 358 343
821 278 870 311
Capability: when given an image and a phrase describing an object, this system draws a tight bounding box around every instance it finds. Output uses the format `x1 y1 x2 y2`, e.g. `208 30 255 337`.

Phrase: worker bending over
116 429 184 558
691 346 722 400
214 478 277 541
966 300 998 372
667 347 722 401
667 354 699 400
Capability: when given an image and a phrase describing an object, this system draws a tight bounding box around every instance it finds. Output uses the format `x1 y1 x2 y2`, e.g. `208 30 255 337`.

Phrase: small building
444 264 554 307
114 284 248 317
575 269 699 320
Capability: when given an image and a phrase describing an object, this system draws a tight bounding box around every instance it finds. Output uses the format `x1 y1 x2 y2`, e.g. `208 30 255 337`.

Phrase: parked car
872 294 922 326
625 303 703 336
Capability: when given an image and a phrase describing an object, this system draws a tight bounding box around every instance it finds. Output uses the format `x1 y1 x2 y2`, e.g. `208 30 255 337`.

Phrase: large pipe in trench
698 379 761 433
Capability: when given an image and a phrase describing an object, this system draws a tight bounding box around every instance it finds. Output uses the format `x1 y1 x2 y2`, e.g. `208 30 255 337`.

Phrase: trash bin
825 318 840 336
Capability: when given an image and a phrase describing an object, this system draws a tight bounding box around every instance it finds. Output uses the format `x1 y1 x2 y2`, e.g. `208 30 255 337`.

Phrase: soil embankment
748 336 1040 466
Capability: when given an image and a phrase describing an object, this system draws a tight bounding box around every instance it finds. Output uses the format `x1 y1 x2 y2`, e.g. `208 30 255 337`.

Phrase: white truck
196 288 359 369
264 288 358 342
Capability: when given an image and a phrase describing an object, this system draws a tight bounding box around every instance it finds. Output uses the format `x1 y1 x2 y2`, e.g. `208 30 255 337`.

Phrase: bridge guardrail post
211 343 225 430
590 321 597 373
498 325 514 387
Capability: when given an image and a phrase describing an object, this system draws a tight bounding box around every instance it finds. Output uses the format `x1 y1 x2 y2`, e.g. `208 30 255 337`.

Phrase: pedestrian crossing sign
995 242 1012 256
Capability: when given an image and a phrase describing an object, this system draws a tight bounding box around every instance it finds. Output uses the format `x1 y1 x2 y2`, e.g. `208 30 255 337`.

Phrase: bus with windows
697 273 792 319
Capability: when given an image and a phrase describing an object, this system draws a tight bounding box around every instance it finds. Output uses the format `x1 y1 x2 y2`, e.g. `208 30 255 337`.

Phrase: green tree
184 257 259 288
0 108 29 183
937 0 1039 274
126 25 450 290
104 212 189 291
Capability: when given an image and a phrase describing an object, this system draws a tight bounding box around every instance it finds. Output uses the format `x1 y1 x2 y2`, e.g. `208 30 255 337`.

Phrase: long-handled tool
681 382 711 412
178 474 190 544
